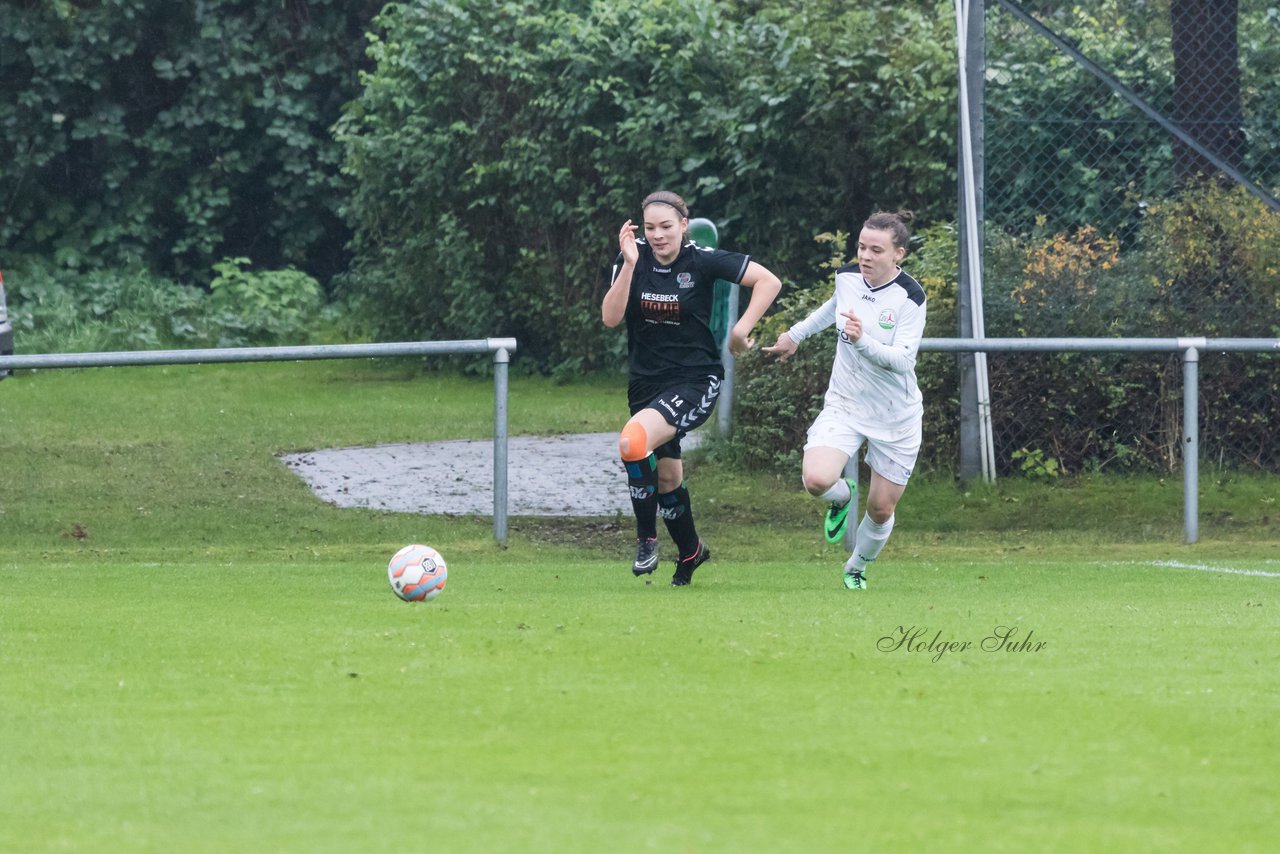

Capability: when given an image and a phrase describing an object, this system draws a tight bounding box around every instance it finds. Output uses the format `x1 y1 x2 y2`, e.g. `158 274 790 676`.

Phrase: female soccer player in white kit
763 210 926 589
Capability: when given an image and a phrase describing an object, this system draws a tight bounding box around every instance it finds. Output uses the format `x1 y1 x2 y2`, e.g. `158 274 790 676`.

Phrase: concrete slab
280 432 701 517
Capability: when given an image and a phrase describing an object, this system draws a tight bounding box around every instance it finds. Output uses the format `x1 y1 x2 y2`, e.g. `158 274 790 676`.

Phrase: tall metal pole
957 0 989 482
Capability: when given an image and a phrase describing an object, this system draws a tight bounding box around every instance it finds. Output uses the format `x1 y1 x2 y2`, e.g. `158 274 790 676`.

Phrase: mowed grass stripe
2 557 1276 851
3 364 1277 850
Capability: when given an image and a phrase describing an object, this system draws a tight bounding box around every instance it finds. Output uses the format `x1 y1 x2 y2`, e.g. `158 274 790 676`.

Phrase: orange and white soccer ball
388 544 448 602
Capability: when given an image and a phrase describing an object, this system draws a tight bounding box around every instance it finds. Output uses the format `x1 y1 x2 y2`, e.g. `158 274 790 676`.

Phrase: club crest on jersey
677 272 693 288
878 309 897 330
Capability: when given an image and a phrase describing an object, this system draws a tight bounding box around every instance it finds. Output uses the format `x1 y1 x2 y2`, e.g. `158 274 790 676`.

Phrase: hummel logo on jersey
652 265 671 274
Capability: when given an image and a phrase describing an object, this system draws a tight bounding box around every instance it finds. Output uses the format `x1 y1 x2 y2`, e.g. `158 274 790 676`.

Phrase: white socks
817 479 852 506
845 513 894 573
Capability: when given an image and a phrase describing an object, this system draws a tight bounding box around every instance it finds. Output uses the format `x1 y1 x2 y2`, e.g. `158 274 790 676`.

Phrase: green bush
7 261 207 353
709 340 833 474
336 0 958 373
713 191 1279 477
5 258 336 353
985 0 1280 238
977 183 1280 473
209 258 326 347
1131 182 1280 471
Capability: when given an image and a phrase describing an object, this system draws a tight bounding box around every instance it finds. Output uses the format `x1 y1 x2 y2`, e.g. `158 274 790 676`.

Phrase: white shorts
803 404 921 486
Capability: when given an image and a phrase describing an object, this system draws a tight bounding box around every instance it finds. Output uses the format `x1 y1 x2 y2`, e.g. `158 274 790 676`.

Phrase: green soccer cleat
842 570 867 590
823 478 857 543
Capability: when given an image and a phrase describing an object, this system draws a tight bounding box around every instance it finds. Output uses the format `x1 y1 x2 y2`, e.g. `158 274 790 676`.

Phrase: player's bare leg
802 446 857 544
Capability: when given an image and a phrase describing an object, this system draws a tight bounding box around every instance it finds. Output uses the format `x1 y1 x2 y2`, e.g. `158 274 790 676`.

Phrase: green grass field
2 363 1277 852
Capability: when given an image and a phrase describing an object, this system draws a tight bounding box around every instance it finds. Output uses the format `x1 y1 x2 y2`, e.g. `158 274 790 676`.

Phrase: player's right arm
848 299 926 374
602 220 639 328
763 296 836 361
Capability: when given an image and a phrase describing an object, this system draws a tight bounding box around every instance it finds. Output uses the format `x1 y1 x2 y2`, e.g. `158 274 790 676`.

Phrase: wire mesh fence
926 349 1280 476
977 0 1280 472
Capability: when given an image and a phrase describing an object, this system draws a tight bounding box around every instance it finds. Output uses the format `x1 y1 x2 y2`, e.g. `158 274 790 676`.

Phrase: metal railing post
492 342 511 546
1181 341 1202 544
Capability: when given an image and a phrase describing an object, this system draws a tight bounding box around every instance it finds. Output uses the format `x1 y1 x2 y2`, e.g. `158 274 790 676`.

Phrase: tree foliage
985 0 1280 238
0 0 377 282
336 0 957 372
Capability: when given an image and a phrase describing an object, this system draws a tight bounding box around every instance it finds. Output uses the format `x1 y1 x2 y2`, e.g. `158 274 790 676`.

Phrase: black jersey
612 239 750 382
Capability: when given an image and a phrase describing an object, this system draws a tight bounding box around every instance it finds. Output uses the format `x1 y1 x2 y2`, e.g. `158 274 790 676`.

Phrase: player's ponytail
864 209 914 252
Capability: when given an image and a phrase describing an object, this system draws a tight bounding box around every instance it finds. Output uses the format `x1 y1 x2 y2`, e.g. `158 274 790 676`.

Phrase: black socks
625 453 659 539
658 482 700 558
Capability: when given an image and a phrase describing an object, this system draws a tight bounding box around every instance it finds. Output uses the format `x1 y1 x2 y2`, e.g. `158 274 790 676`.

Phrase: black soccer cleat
671 541 710 587
632 537 659 576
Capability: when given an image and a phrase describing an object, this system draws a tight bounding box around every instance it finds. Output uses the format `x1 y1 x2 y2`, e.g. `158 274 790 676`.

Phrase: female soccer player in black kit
602 191 781 585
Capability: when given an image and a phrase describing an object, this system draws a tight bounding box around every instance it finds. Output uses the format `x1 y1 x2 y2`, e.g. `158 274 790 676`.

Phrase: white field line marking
1133 560 1280 579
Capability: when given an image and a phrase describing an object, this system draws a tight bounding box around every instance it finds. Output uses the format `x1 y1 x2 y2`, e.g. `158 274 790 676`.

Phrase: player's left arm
728 261 782 356
851 298 927 374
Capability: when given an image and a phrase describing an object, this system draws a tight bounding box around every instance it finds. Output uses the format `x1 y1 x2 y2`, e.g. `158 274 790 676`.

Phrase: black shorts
628 374 722 460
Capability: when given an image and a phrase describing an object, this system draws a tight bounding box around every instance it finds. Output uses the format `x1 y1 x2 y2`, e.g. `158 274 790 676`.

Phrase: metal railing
0 338 519 544
8 335 1276 545
920 336 1280 544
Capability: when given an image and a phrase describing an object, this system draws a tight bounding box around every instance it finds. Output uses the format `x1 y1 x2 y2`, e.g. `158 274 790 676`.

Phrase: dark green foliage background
0 0 378 282
335 0 958 373
3 0 1276 474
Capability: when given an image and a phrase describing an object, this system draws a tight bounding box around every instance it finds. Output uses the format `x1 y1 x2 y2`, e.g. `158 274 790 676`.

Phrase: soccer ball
388 544 448 602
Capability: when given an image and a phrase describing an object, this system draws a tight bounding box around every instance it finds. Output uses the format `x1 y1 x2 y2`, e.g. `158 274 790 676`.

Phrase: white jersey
787 263 927 439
